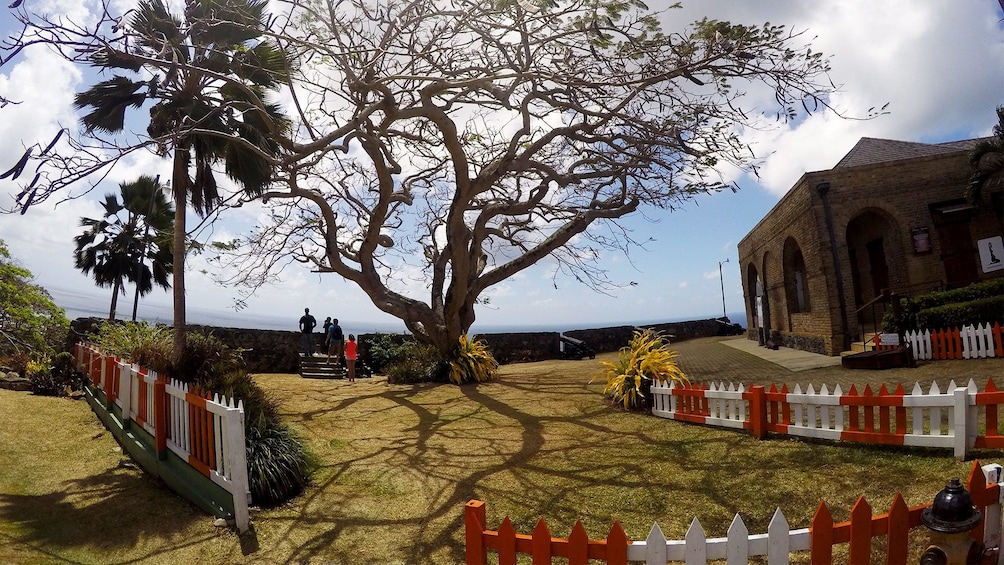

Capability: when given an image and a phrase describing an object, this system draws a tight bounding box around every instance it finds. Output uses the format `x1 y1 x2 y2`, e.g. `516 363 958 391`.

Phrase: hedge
916 294 1004 330
883 278 1004 333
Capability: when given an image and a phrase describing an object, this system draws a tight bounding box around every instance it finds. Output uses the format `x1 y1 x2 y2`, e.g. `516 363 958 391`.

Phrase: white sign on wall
978 236 1004 273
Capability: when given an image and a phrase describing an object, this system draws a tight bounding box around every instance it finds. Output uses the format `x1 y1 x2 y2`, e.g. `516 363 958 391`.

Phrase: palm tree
73 0 291 362
74 175 174 320
968 106 1004 205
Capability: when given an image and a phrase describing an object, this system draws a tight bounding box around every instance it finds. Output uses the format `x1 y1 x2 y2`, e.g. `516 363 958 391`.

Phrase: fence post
749 385 767 440
465 500 487 565
118 361 133 429
954 386 969 461
225 403 251 533
154 379 168 460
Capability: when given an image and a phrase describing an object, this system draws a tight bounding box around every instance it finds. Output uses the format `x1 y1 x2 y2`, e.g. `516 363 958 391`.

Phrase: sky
0 0 1002 335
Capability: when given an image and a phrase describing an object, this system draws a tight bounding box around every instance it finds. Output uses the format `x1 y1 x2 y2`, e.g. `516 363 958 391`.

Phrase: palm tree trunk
171 159 187 366
109 278 121 320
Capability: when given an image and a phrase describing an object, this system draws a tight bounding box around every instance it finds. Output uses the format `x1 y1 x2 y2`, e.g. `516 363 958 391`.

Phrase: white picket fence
468 463 1004 564
77 343 250 532
625 509 809 564
164 377 251 532
623 463 1004 564
902 322 1001 360
651 378 999 460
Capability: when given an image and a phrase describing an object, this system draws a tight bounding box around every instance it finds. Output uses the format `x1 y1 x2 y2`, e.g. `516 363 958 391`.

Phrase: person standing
345 334 358 382
325 318 344 364
299 307 317 356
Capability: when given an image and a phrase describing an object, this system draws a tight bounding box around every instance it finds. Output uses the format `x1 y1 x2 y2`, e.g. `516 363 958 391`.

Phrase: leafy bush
593 329 687 410
913 278 1003 311
171 332 246 386
445 334 498 384
245 413 312 507
27 352 85 397
0 351 31 377
0 239 70 359
364 333 412 373
385 341 442 384
883 279 1004 332
91 321 173 369
917 294 1004 330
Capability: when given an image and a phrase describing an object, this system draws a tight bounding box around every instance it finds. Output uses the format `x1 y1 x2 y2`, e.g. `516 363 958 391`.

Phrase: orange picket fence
651 378 1004 460
888 322 1004 360
466 462 1003 564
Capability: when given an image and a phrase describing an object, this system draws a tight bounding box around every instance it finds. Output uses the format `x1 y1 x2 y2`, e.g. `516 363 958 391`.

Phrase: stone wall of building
739 145 1004 357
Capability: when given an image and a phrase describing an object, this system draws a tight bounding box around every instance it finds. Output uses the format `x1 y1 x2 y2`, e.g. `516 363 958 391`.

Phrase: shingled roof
834 137 979 168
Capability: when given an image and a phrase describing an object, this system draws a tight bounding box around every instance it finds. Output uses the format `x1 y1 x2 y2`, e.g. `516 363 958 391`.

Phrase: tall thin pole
719 258 729 320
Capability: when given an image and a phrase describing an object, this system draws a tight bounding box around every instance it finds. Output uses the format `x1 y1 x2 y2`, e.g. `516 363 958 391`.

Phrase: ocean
50 285 747 335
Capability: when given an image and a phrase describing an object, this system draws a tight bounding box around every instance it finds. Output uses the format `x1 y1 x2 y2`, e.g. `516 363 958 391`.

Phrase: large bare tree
2 0 864 362
215 0 857 355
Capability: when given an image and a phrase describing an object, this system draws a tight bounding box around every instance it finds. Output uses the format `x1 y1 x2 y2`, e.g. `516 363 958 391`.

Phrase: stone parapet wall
67 317 739 374
475 332 562 364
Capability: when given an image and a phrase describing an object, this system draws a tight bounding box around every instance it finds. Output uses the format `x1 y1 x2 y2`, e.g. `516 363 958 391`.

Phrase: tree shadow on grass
0 464 212 563
273 371 735 564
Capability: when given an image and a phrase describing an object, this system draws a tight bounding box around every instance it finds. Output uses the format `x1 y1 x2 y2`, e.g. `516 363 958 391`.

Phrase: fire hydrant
919 478 984 565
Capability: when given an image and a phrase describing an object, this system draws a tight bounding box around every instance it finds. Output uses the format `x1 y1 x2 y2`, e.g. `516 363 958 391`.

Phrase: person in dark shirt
299 308 317 356
325 318 344 364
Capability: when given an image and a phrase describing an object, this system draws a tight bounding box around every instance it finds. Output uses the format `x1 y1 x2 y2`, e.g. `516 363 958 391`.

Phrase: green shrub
592 329 687 410
445 334 498 385
385 341 442 384
914 278 1003 311
884 279 1004 332
1 351 32 377
171 332 246 386
91 321 173 369
245 413 312 507
364 333 412 373
917 294 1004 330
27 352 85 397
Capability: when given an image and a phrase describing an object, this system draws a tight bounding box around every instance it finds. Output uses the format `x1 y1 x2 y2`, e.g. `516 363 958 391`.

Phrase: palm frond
74 77 148 133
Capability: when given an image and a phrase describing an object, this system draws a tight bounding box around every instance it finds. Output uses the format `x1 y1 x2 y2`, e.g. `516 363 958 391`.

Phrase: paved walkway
668 335 1001 391
719 337 842 372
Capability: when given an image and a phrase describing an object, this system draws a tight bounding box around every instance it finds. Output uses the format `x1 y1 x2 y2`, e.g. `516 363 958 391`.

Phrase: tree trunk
171 158 186 366
108 278 121 321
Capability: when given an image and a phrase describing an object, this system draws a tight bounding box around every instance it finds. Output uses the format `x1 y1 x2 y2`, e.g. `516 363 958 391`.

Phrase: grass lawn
1 336 1001 564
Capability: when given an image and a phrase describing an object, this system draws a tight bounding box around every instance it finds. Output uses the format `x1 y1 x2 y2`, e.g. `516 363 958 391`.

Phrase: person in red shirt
345 334 358 382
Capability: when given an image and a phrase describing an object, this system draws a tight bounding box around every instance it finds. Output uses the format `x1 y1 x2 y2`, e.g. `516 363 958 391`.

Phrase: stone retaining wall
68 317 743 374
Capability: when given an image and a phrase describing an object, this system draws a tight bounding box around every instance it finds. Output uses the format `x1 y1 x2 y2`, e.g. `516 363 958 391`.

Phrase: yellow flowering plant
593 329 687 409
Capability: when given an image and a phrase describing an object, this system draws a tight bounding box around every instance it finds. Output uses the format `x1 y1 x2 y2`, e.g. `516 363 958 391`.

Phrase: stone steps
298 355 373 379
299 356 346 379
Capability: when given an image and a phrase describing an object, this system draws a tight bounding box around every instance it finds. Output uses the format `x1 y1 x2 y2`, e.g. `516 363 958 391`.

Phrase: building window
784 238 810 313
794 269 807 312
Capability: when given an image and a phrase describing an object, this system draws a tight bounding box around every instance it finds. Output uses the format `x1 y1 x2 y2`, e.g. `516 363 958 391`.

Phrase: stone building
738 137 1004 356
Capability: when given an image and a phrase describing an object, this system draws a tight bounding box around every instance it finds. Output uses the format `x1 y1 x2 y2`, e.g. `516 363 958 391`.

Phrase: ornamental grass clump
446 334 498 384
593 329 687 410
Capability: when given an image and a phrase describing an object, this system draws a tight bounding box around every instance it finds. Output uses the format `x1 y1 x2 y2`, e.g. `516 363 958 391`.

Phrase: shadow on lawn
258 342 1003 563
277 372 734 564
0 465 208 562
